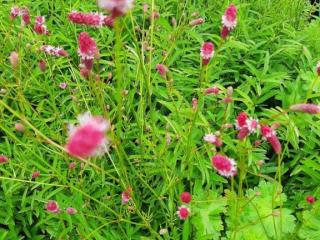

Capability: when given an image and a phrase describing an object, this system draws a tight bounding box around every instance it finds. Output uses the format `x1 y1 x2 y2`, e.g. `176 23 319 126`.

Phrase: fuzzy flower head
97 0 134 17
211 154 237 177
176 205 190 220
200 42 214 65
78 32 98 60
290 103 320 115
9 51 19 69
69 11 114 28
66 207 77 215
205 86 219 95
32 171 40 179
222 4 237 30
235 112 259 140
203 134 222 147
260 125 281 154
34 16 49 35
46 200 59 213
65 112 110 158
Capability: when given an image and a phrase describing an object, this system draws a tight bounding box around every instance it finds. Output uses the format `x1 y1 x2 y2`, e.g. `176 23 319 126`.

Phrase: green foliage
298 202 320 240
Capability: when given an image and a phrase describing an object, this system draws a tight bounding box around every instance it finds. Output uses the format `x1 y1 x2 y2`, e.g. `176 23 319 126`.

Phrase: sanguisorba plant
1 0 320 239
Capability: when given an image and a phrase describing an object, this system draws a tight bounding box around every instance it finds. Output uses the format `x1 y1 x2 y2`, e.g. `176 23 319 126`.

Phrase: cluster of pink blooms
10 6 30 26
200 42 214 65
77 32 99 78
40 45 69 57
290 103 320 115
97 0 134 18
212 154 237 177
46 200 77 215
34 16 49 35
68 11 114 28
65 112 110 158
221 4 238 39
235 112 260 140
176 192 192 220
121 188 132 204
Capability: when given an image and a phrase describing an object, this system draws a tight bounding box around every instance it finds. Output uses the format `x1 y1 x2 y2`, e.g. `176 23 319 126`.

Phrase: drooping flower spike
69 11 114 28
189 18 204 26
65 112 110 158
97 0 135 18
34 16 49 35
290 103 320 115
176 205 190 220
205 86 219 95
260 125 281 154
211 154 237 177
78 32 98 72
221 4 238 39
40 45 69 57
203 134 223 147
235 112 260 140
200 42 214 65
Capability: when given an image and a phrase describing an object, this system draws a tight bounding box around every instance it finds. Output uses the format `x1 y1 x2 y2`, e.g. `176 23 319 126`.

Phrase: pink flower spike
180 192 192 204
200 42 214 65
34 17 49 35
69 162 77 169
205 86 219 95
97 0 135 17
121 188 132 204
189 18 204 26
156 64 169 79
150 11 160 20
221 26 231 39
46 200 59 213
59 82 68 89
35 16 45 25
290 103 320 114
10 7 20 20
222 4 237 30
260 125 281 154
236 112 247 129
65 112 110 158
68 11 114 28
306 195 315 204
21 7 30 25
32 171 40 179
211 154 237 177
66 207 77 215
40 45 69 57
0 155 9 164
39 60 46 72
203 134 222 147
177 205 190 220
78 32 98 60
9 51 19 69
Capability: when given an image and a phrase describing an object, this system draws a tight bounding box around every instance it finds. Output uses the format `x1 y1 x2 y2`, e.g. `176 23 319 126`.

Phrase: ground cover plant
0 0 320 239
